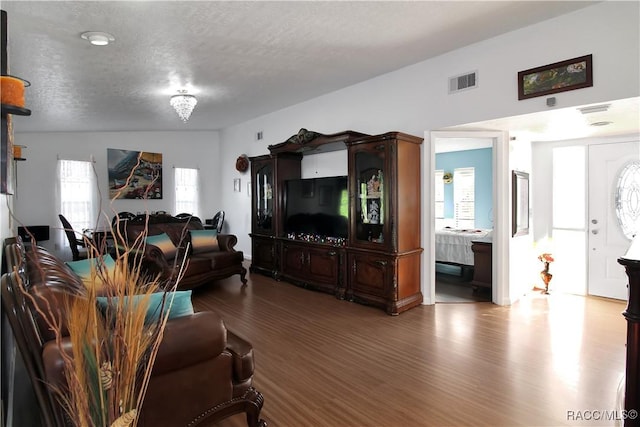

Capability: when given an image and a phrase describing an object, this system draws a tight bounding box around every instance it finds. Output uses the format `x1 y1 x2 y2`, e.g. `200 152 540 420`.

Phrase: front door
588 141 640 300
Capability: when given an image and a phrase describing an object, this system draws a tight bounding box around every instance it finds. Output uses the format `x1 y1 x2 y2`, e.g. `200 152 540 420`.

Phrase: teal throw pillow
190 229 219 254
96 290 194 324
66 254 117 291
145 233 178 260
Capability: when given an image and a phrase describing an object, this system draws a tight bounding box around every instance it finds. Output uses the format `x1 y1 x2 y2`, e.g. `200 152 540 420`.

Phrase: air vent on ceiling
449 71 477 93
578 104 611 114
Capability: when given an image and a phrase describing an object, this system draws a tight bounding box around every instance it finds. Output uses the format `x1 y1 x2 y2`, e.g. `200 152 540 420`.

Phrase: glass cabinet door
255 162 274 234
353 145 386 245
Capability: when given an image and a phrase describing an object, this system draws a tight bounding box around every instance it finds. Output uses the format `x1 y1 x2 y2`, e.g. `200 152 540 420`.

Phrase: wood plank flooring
192 262 627 427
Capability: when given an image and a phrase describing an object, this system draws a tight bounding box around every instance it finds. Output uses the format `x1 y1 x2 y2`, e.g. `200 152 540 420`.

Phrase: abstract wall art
108 148 163 199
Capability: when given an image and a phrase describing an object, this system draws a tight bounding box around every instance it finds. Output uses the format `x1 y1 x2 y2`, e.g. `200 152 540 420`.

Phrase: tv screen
284 176 348 238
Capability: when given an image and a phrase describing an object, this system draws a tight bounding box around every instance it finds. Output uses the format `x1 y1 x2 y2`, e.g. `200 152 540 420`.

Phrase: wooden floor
193 263 627 427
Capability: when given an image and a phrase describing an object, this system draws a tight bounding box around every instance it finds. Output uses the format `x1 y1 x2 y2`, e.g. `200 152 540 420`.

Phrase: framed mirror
512 170 529 237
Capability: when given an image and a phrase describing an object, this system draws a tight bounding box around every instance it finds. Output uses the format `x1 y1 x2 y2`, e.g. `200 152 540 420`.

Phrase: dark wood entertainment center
249 129 423 315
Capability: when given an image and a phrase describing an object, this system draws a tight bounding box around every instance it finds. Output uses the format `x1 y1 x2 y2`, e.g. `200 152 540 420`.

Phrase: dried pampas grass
18 158 188 427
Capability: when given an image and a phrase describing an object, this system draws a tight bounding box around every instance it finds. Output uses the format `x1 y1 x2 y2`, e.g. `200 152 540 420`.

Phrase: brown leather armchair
1 238 266 427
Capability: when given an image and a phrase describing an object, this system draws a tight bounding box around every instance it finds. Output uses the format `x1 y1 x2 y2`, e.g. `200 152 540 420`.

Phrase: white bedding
435 228 492 266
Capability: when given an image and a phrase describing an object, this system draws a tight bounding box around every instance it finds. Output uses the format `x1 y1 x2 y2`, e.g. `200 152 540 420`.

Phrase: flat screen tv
284 176 349 238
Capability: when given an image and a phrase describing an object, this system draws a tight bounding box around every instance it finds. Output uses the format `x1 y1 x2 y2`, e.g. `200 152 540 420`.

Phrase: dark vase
540 261 552 294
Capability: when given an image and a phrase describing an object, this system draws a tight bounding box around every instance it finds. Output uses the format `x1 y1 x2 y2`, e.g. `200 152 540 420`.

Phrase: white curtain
454 167 475 228
56 159 98 251
174 167 200 217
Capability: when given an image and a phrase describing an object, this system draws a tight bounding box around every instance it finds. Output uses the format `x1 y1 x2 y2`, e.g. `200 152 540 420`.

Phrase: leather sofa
1 238 265 427
117 213 247 290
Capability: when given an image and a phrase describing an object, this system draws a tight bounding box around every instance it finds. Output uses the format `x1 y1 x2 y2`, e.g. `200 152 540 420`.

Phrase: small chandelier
170 90 197 122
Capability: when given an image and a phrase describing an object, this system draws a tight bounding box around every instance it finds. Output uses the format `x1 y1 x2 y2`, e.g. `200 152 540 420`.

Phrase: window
174 167 199 216
616 160 640 239
553 146 585 230
454 167 475 228
551 145 586 295
434 170 445 228
58 159 96 235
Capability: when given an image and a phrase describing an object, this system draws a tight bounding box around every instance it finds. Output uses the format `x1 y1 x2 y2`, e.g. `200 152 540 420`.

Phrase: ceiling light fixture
590 121 613 127
80 31 115 46
170 90 198 122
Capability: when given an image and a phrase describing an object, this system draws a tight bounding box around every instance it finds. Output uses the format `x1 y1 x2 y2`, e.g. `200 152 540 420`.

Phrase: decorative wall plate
236 154 249 173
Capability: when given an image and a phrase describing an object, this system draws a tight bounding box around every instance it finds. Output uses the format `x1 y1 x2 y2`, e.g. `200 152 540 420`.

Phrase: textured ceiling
3 0 623 135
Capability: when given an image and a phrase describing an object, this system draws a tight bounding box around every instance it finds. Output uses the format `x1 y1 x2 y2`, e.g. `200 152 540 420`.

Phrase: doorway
426 131 509 306
433 138 493 303
534 137 639 300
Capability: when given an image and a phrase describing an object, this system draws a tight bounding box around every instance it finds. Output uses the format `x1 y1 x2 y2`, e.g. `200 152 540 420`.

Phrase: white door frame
423 130 510 305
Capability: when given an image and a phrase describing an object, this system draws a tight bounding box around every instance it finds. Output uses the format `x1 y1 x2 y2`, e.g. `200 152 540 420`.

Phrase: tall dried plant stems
19 211 184 427
10 155 185 427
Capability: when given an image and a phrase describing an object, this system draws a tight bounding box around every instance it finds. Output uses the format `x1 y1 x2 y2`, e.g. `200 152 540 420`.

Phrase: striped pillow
190 230 219 254
146 233 178 260
66 254 116 292
97 290 194 325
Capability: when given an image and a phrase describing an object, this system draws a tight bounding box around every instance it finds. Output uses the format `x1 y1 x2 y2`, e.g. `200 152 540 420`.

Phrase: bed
435 228 492 266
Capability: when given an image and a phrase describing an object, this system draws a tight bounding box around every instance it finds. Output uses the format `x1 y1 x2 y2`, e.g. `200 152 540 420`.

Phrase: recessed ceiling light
80 31 115 46
590 121 613 127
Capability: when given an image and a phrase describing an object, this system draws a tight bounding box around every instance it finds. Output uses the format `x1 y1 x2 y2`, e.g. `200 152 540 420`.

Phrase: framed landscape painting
518 54 592 100
108 148 163 199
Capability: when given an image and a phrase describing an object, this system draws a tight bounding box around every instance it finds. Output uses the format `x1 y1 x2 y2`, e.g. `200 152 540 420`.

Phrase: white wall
11 130 221 256
509 136 534 300
1 193 14 246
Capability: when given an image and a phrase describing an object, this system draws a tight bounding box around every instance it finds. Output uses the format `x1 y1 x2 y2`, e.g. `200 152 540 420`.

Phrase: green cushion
146 232 177 260
66 254 116 291
96 290 194 324
190 230 219 254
